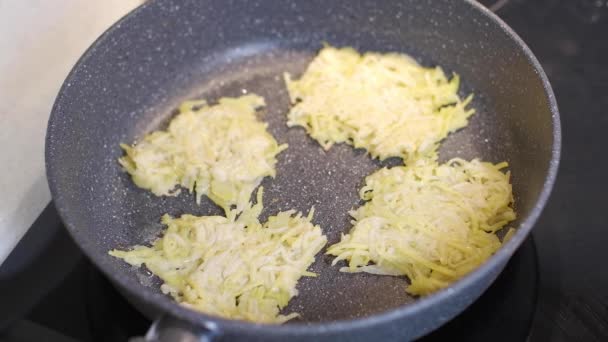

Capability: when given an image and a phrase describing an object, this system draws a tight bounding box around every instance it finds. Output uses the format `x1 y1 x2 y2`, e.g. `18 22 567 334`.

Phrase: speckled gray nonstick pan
45 0 560 341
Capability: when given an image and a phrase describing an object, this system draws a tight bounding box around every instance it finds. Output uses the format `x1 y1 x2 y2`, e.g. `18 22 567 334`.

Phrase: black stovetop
1 1 607 341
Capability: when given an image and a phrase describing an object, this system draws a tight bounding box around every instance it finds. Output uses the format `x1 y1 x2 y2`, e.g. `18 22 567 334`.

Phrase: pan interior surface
46 0 557 335
52 46 514 321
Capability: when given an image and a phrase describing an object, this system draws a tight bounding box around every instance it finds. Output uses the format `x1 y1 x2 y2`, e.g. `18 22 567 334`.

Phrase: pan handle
130 315 220 342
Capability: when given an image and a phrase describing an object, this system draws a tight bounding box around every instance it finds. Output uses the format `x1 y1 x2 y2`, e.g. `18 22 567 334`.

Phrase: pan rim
45 0 561 338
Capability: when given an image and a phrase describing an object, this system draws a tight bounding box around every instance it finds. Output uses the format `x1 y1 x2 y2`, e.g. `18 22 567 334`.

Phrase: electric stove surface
1 1 607 341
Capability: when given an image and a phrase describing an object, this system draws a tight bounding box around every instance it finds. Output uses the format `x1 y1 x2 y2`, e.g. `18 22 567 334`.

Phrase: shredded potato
327 158 516 296
110 189 327 323
285 46 474 163
119 95 287 214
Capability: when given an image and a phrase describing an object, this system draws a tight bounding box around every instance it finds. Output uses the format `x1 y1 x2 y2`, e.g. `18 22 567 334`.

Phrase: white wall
0 0 144 264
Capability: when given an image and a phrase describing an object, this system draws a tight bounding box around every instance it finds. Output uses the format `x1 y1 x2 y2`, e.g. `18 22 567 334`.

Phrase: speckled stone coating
45 0 560 341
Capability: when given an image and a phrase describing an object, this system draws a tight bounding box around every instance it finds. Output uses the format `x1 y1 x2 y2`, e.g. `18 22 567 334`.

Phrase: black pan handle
130 315 220 342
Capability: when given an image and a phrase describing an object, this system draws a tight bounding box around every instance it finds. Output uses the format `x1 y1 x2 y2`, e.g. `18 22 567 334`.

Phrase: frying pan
45 0 560 340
